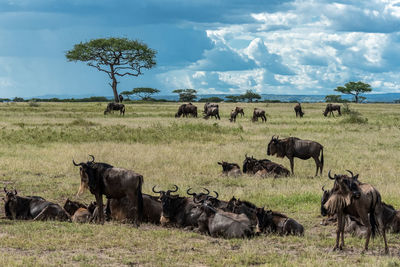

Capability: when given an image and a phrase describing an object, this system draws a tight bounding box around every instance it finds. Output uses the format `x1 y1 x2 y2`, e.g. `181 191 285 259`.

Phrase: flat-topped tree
334 81 372 103
66 38 156 102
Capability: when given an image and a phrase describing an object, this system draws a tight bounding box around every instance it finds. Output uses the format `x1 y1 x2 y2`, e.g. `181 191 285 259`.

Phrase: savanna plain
0 101 400 266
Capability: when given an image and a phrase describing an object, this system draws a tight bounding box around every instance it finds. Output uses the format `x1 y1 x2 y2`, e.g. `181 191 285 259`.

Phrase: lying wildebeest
197 202 253 238
204 106 220 120
188 189 229 211
153 185 203 228
294 103 304 118
63 199 92 223
218 161 242 177
104 102 125 116
252 108 266 122
3 188 70 221
242 155 290 178
255 207 304 236
175 103 198 118
267 136 324 176
323 103 341 117
104 193 162 224
73 155 143 225
323 170 388 253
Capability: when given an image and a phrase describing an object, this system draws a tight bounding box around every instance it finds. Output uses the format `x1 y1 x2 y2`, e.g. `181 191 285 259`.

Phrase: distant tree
66 37 156 103
334 81 372 103
240 90 262 103
225 95 240 102
120 91 133 100
172 89 197 102
0 98 11 102
198 97 224 103
325 95 343 103
132 87 160 100
395 99 400 104
13 97 24 102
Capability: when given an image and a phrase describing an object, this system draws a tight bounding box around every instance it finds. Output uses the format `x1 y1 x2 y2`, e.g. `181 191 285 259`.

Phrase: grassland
0 101 400 266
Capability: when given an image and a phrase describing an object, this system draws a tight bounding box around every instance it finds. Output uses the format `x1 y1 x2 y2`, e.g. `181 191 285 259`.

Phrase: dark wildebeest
175 103 198 118
203 103 219 114
267 136 324 176
73 155 143 225
119 94 124 103
323 170 388 254
323 104 341 117
242 155 290 178
218 161 242 177
255 207 304 236
188 189 229 211
294 103 304 118
104 102 125 116
229 109 238 122
235 107 244 117
3 188 70 221
104 193 162 224
153 185 203 228
204 106 220 120
252 108 266 122
63 199 92 223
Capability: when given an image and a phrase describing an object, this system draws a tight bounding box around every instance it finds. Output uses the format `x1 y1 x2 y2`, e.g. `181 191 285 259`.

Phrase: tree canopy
66 37 156 102
172 89 197 102
131 87 160 100
240 90 262 102
325 95 346 103
334 81 372 103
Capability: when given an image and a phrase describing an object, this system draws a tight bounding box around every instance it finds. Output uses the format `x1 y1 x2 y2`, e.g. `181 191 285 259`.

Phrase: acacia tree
66 37 156 102
172 89 197 102
120 90 133 100
334 81 372 103
240 90 262 102
132 87 160 100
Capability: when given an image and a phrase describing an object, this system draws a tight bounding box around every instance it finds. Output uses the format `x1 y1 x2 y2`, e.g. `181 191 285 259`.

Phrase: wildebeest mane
324 193 351 215
86 162 114 194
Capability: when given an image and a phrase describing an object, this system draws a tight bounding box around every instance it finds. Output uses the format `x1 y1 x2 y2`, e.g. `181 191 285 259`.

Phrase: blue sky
1 0 400 98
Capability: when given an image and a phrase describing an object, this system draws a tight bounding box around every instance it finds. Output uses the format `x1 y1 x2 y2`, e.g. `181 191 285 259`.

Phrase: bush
340 104 368 124
28 100 40 107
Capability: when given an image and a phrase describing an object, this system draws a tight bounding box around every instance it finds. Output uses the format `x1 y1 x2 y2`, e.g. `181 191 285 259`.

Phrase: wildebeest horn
328 170 334 180
152 185 161 194
187 188 195 196
167 185 179 194
3 187 6 193
72 159 84 166
213 191 219 199
321 186 325 192
346 170 354 178
88 155 95 163
203 188 210 195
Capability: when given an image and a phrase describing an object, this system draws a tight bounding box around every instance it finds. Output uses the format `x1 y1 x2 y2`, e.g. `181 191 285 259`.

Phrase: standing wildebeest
119 94 124 103
235 107 244 117
323 104 341 117
252 108 266 122
218 161 242 177
3 188 70 221
294 103 304 118
323 170 388 253
203 103 219 114
229 109 238 122
204 105 220 120
267 136 324 176
73 155 143 225
175 103 198 118
104 102 125 116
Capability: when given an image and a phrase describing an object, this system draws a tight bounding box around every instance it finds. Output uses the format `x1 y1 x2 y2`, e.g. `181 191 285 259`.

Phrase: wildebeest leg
95 194 104 224
313 156 320 176
335 212 344 250
359 215 371 253
288 157 294 175
217 113 220 120
375 211 389 254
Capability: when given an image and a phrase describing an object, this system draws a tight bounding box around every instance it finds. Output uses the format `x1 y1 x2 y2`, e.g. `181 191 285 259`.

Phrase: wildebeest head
267 136 283 157
320 185 331 216
187 187 210 202
63 198 87 216
242 154 257 173
72 155 96 196
3 187 17 203
255 207 274 233
329 170 361 199
152 185 179 221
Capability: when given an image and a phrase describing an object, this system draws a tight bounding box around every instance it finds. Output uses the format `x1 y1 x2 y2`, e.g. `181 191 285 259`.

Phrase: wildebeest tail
137 175 144 222
369 192 379 238
320 147 324 170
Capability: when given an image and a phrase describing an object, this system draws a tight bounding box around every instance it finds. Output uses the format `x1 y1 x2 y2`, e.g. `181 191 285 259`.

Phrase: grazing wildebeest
323 104 341 117
255 207 304 236
323 170 388 253
73 155 143 225
218 161 242 177
242 155 290 178
203 106 220 120
63 199 92 223
294 103 304 118
267 136 324 176
229 109 238 122
235 107 244 117
153 185 203 228
203 103 219 114
3 188 70 221
104 102 125 115
175 103 198 118
252 108 266 122
119 94 124 103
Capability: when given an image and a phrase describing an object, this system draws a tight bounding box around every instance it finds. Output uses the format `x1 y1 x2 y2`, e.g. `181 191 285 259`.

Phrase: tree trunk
355 93 359 103
110 66 120 102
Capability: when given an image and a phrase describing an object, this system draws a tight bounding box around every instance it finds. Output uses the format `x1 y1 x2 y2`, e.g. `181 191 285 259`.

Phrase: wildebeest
203 103 219 114
63 199 92 223
218 161 242 177
73 155 143 225
235 107 244 117
203 106 220 120
294 103 304 118
267 136 324 176
242 155 290 178
175 103 198 118
104 102 125 115
119 94 124 103
3 188 70 221
252 108 266 122
255 207 304 236
323 170 388 253
229 109 238 122
323 104 341 117
153 185 203 228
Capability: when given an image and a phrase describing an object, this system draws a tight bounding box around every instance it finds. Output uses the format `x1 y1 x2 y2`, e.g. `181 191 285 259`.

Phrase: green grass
0 102 400 266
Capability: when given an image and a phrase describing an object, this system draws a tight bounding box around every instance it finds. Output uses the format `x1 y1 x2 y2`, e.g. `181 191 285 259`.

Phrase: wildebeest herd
4 101 397 256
